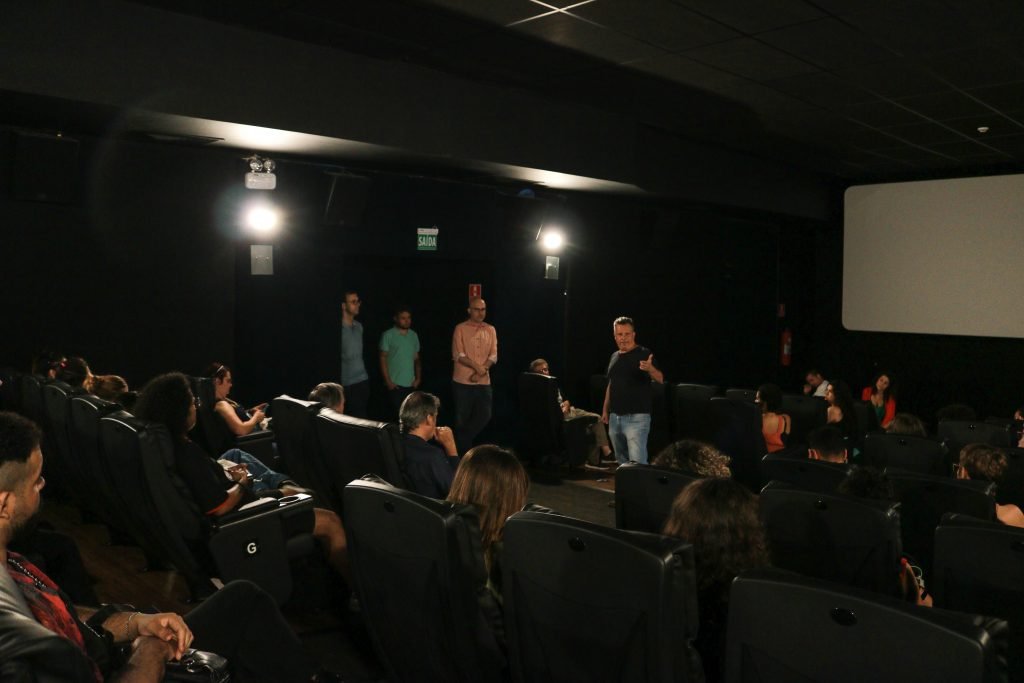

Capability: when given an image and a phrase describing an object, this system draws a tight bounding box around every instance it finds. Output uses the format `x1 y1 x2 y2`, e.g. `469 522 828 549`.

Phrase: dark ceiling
126 0 1024 182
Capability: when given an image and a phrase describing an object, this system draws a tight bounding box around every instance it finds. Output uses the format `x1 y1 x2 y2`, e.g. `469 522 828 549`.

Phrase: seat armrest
237 430 275 444
215 493 312 526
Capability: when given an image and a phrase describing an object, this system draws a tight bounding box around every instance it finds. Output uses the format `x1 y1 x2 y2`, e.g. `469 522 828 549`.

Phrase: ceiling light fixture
977 126 990 134
244 154 277 190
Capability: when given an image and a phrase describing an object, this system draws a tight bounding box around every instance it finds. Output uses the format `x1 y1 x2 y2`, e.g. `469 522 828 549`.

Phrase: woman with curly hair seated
651 439 731 478
662 478 770 683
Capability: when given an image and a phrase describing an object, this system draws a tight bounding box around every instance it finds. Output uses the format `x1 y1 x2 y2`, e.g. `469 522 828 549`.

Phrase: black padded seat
502 510 704 683
67 393 123 527
760 452 851 493
725 569 1009 683
269 395 337 507
759 480 904 597
670 382 718 441
780 393 827 445
886 470 996 580
40 380 83 498
0 367 20 412
725 387 756 403
934 514 1024 683
517 372 596 467
343 476 504 683
314 408 408 512
614 462 700 533
709 396 765 491
19 374 46 425
100 413 314 603
940 420 1012 460
864 432 950 476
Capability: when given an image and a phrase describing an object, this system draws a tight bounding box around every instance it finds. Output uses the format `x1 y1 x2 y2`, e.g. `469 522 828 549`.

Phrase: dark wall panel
0 137 235 389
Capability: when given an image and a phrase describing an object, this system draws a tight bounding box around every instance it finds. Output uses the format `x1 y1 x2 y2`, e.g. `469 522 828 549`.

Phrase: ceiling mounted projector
244 154 277 190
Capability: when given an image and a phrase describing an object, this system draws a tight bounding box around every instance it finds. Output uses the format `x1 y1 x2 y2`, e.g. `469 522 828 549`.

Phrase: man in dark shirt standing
399 391 460 498
601 316 663 465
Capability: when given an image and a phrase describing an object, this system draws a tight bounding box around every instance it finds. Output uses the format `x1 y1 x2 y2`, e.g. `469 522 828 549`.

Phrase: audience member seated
133 373 349 581
755 383 790 453
861 371 896 428
399 391 460 498
204 362 267 436
56 356 94 392
529 358 612 464
651 439 732 477
825 381 860 443
0 411 343 682
91 374 129 403
30 350 64 380
807 425 848 464
957 444 1024 528
662 478 770 683
836 466 933 606
886 412 927 437
446 444 528 610
802 368 829 398
308 382 345 413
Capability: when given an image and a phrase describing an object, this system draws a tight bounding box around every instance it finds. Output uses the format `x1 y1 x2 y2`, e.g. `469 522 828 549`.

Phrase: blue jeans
220 448 291 492
608 413 651 464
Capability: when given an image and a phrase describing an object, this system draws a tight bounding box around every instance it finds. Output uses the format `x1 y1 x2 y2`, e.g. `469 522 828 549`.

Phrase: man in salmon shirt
451 297 497 454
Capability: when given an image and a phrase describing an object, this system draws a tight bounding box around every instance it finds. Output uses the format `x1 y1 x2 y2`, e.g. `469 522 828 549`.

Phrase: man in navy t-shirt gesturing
601 316 663 464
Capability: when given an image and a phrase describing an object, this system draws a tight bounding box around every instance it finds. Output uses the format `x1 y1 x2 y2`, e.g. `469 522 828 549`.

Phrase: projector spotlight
247 206 279 234
541 230 564 252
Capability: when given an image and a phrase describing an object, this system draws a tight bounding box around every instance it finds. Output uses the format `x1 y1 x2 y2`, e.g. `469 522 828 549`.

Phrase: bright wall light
541 229 564 252
246 206 279 234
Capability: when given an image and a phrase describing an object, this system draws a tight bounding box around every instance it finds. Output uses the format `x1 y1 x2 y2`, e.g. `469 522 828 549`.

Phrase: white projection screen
844 173 1024 338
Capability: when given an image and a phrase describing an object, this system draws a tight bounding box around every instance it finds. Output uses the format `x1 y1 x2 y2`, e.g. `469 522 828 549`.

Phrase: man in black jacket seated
0 411 343 683
400 391 461 498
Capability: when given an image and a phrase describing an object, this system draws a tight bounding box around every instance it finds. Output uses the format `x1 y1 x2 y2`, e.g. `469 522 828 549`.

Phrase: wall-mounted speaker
10 131 79 204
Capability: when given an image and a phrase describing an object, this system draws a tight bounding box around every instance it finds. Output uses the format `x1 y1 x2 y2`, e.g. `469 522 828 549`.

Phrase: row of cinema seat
342 475 1010 683
615 460 1024 681
584 375 1022 497
0 369 410 604
615 460 998 580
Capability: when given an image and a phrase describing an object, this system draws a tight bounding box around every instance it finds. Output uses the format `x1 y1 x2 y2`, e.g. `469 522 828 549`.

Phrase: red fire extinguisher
780 328 792 367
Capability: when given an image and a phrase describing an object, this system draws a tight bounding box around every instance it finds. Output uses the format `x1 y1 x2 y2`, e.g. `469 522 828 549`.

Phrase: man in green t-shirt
379 306 422 414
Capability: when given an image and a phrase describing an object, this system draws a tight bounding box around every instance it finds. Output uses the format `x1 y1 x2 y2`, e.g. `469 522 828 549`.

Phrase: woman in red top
861 371 896 429
756 383 790 453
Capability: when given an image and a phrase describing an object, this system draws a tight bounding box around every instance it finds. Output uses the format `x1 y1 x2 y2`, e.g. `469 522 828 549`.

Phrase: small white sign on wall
251 244 274 275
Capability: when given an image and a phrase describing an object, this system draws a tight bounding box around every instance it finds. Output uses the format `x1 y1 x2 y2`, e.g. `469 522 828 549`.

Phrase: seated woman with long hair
826 380 860 441
755 383 791 453
134 372 349 581
204 362 267 436
446 445 529 599
662 478 770 683
56 356 93 392
861 371 896 429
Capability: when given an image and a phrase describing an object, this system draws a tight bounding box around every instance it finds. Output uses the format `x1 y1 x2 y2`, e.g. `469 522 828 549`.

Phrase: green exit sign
417 226 439 251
